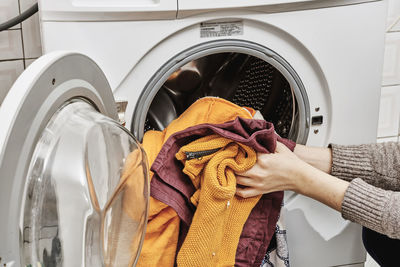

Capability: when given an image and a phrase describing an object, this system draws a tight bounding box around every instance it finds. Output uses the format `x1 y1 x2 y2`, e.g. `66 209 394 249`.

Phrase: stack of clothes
137 97 294 267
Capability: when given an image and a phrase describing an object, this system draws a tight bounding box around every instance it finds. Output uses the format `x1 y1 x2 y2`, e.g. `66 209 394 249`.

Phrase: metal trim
132 39 310 144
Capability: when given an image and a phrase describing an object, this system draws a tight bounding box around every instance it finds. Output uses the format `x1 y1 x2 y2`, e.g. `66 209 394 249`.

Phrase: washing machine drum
0 52 149 267
145 53 298 139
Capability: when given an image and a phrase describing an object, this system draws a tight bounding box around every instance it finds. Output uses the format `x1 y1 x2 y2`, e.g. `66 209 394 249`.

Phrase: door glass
22 99 149 267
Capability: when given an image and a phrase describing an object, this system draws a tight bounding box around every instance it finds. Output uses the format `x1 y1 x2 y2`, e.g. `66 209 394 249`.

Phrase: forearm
294 144 332 174
295 142 400 191
295 163 349 212
331 142 400 191
295 163 400 238
342 178 400 239
294 143 400 238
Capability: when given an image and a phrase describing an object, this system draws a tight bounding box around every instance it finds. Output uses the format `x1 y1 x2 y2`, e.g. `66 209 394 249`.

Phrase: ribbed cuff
330 144 374 182
342 178 390 232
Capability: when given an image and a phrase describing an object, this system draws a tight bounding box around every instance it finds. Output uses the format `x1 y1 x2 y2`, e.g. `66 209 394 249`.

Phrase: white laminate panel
22 13 42 58
365 254 380 267
382 32 400 86
0 0 21 30
24 58 37 68
391 22 400 33
377 136 399 143
0 30 23 60
19 0 37 10
387 0 400 32
0 60 24 105
378 85 400 138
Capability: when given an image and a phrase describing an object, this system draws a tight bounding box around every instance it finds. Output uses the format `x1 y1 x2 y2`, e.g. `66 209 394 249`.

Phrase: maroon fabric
235 193 283 266
149 117 295 266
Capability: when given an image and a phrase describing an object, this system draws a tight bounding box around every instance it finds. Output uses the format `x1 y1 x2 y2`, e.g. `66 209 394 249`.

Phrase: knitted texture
342 178 393 235
331 142 400 239
137 97 255 266
176 135 260 266
148 116 290 266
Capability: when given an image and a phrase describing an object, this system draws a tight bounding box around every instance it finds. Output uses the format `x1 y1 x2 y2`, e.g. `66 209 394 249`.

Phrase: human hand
235 142 310 198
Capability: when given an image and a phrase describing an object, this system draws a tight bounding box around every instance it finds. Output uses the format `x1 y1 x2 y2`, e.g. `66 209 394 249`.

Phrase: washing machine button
311 115 323 126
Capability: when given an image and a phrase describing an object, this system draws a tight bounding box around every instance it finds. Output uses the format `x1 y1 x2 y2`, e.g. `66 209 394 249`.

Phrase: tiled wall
378 0 400 142
0 0 42 104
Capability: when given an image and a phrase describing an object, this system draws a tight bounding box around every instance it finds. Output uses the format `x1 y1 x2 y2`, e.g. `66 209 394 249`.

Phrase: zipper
185 148 221 160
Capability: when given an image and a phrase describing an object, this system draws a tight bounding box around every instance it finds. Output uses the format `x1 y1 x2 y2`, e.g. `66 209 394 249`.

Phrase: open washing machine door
0 52 149 267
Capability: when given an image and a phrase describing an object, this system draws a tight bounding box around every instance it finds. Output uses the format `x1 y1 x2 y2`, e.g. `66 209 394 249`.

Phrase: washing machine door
0 52 149 267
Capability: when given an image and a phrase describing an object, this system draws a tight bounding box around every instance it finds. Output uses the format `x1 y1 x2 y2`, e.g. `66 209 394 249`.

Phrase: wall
378 0 400 142
0 0 42 104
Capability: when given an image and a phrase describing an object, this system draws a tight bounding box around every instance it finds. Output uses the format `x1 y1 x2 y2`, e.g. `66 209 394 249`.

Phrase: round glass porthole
22 98 149 267
132 40 309 144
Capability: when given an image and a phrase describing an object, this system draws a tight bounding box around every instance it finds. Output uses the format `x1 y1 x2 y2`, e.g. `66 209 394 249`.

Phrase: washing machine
0 0 388 266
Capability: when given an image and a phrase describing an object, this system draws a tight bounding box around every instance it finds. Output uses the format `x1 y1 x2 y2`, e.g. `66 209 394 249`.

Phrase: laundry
175 134 259 266
136 97 296 266
253 111 290 267
261 204 290 267
137 97 257 267
174 130 295 266
150 116 294 266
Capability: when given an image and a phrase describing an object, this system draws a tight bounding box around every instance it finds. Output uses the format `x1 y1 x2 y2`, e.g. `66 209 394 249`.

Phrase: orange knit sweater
137 97 255 267
175 135 260 266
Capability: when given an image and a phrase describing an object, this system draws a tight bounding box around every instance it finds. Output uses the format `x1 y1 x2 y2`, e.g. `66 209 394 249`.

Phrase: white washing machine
0 0 388 266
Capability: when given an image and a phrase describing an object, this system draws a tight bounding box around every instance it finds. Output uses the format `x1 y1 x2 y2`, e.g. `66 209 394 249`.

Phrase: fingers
237 159 263 177
236 175 255 186
237 168 254 178
235 187 261 198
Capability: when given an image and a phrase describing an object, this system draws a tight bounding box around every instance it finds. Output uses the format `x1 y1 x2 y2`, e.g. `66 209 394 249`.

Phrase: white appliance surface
0 0 388 266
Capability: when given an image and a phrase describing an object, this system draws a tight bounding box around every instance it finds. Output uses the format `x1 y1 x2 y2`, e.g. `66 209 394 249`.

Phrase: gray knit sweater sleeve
330 142 400 239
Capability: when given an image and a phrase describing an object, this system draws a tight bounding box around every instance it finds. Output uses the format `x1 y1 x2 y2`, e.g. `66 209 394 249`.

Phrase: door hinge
116 100 128 126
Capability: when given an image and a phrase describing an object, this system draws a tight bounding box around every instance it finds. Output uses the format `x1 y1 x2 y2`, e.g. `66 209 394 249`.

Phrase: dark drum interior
144 52 299 140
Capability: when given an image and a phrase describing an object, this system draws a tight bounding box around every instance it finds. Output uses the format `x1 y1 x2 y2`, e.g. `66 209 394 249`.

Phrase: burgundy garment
149 117 295 267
